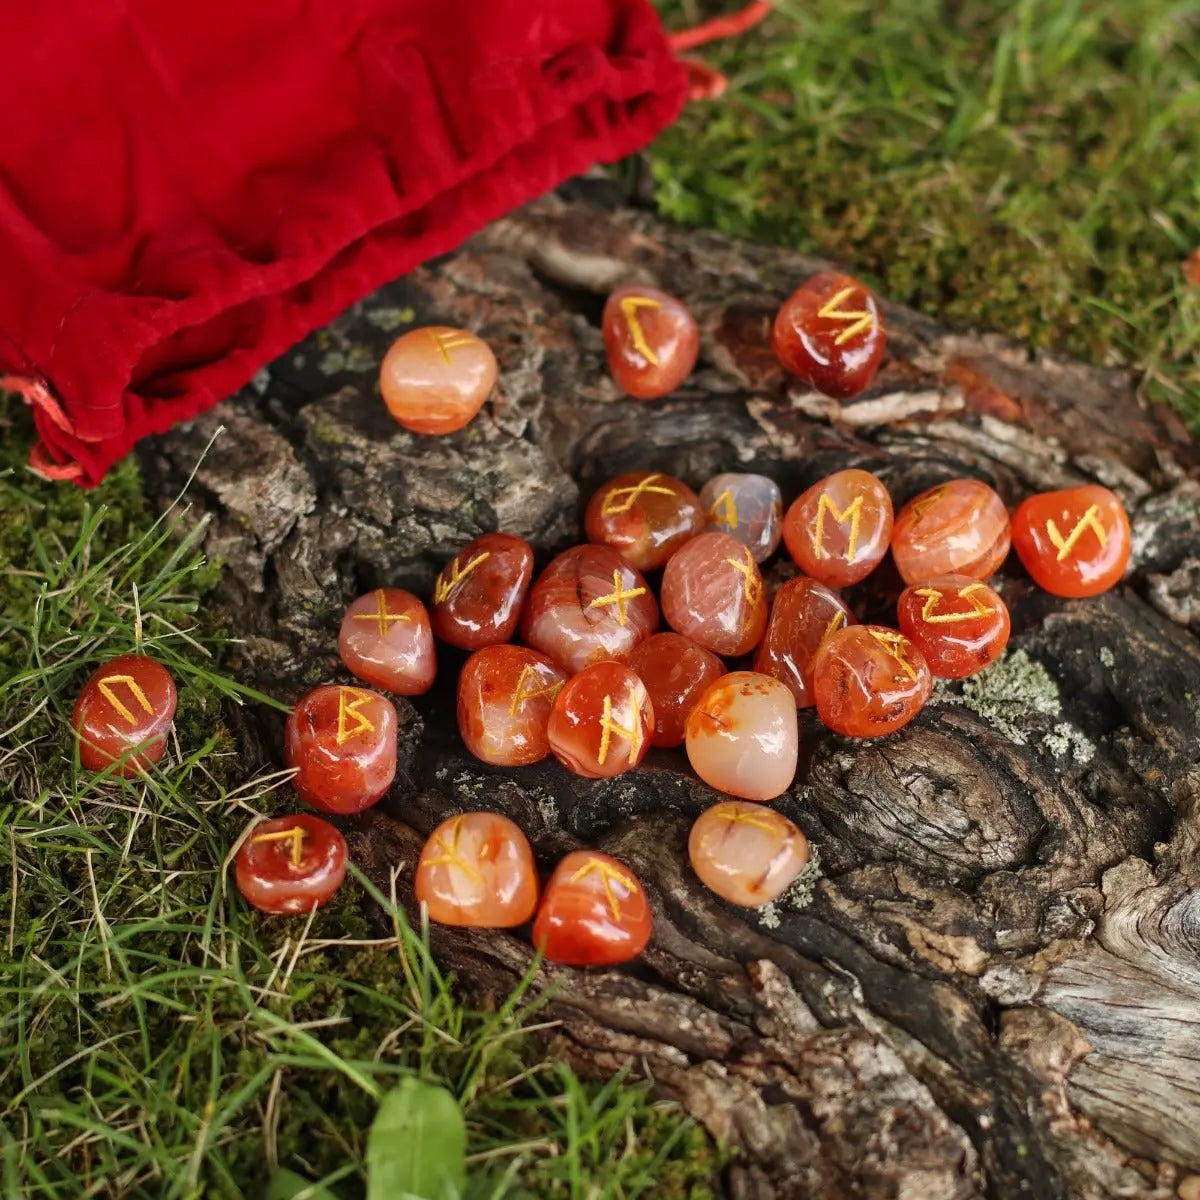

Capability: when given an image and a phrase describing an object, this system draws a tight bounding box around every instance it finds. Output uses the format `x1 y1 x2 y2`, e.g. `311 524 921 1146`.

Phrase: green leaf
265 1168 341 1200
367 1078 467 1200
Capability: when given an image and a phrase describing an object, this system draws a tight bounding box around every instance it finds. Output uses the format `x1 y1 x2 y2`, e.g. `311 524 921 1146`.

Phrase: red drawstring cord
28 441 84 481
668 3 772 102
2 372 84 481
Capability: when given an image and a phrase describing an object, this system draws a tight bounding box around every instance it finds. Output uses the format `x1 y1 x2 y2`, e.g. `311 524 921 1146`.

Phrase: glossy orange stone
532 850 652 966
602 285 700 400
688 801 810 908
583 471 704 571
547 662 654 779
753 578 857 707
430 532 534 649
891 479 1011 585
1011 485 1131 598
72 654 177 775
520 545 658 674
235 814 347 915
457 645 568 767
284 685 397 814
628 632 725 748
811 625 932 738
782 469 893 587
700 472 783 563
772 271 886 400
415 812 539 928
897 575 1010 679
661 531 767 656
379 325 497 435
338 588 436 695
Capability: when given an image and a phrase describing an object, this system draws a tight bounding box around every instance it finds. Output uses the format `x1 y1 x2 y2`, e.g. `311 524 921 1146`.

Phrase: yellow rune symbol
420 816 482 885
869 630 919 682
813 492 864 562
599 474 675 516
908 486 948 524
817 285 874 347
428 328 476 365
509 665 564 718
252 825 307 868
915 583 995 625
712 803 780 835
596 692 643 767
433 551 491 605
352 589 413 638
568 856 639 921
725 546 763 606
806 610 848 672
588 570 648 627
336 688 377 746
97 675 155 726
618 296 662 365
1046 505 1108 563
709 489 739 530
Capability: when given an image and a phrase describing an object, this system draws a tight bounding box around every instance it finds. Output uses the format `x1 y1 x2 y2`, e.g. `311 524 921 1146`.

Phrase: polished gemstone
891 479 1011 585
688 801 809 908
782 469 893 587
547 662 654 779
897 575 1010 679
284 685 397 814
699 472 783 563
684 671 798 801
72 654 177 775
603 285 700 400
584 471 703 570
415 812 539 928
1011 485 1131 598
235 814 347 914
379 325 497 435
520 545 658 674
628 632 725 748
532 849 652 966
338 588 436 695
430 532 534 649
772 271 886 400
661 531 767 656
457 645 568 767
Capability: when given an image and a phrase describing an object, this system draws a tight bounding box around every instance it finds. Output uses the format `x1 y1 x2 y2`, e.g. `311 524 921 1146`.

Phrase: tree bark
140 188 1200 1200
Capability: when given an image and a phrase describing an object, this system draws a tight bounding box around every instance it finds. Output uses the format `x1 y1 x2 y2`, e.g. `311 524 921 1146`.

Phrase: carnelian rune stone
584 471 703 571
416 812 539 928
457 645 567 767
782 469 893 587
235 814 348 915
603 285 700 401
897 575 1010 679
338 588 436 695
688 801 809 908
431 532 534 649
661 531 767 657
547 662 654 779
379 325 497 435
1011 485 1131 598
892 479 1011 585
533 849 652 966
685 671 798 801
753 577 857 707
811 626 932 738
520 545 658 675
772 271 885 400
700 472 783 563
72 654 177 776
284 685 397 814
628 632 725 748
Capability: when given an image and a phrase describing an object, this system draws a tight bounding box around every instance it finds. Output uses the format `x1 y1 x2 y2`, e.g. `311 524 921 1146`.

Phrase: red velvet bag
1 0 686 485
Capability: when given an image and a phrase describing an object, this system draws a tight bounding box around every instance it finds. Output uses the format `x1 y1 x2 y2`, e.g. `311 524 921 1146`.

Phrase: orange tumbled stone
379 325 497 434
1011 485 1131 598
782 469 893 587
284 685 397 814
685 671 798 801
584 471 703 571
235 814 347 915
338 588 436 695
602 285 700 400
533 850 652 966
772 271 885 400
661 531 767 657
547 662 654 778
430 532 534 650
457 645 568 767
628 632 725 748
520 545 658 674
891 479 1011 585
897 575 1010 679
688 801 810 908
811 626 932 738
753 578 857 707
72 654 177 776
415 812 539 928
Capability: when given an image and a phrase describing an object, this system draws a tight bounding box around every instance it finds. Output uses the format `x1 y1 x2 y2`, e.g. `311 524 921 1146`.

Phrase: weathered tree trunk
141 189 1200 1200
